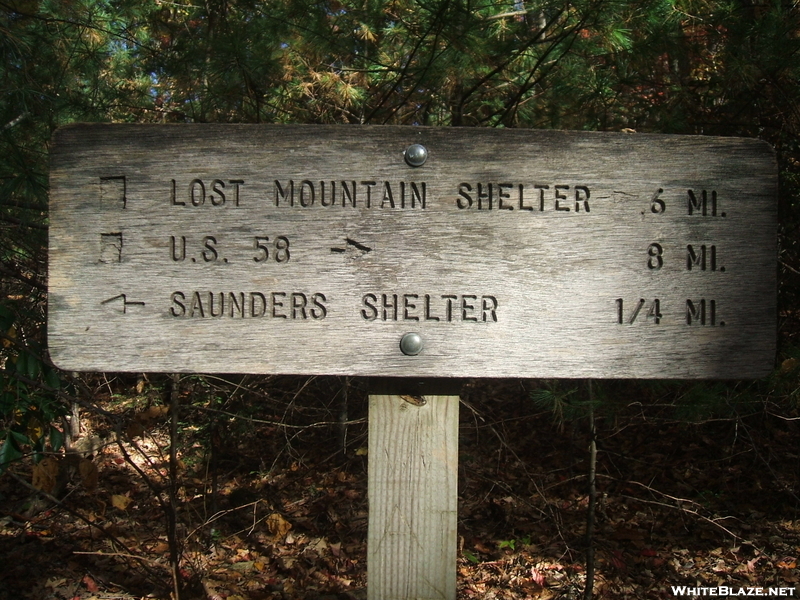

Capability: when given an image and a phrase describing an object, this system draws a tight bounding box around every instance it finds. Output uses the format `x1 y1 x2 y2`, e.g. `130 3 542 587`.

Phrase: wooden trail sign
49 124 777 600
48 124 777 378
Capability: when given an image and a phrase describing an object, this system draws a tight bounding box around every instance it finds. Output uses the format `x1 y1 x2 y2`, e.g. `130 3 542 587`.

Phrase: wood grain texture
48 124 777 378
367 393 458 600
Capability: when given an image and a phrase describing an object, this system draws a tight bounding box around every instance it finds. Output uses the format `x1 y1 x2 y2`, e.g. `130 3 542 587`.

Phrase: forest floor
0 375 799 600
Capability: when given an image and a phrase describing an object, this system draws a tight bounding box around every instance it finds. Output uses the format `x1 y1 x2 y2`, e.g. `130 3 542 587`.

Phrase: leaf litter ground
0 376 798 599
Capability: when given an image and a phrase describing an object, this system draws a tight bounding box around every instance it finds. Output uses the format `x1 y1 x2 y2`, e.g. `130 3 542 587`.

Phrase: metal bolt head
404 144 428 167
400 332 423 356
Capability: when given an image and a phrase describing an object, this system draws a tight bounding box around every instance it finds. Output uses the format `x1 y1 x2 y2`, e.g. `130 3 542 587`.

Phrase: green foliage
0 0 798 455
498 535 532 552
0 300 66 473
670 382 750 422
531 381 599 427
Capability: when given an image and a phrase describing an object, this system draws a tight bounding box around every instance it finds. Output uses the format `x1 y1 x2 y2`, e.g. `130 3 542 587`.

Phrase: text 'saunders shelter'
48 124 778 379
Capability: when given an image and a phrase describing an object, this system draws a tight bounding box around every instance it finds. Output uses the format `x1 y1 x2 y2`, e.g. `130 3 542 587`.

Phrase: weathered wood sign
49 124 777 378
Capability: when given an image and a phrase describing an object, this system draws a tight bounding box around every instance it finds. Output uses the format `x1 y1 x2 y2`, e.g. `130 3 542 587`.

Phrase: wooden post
368 380 460 600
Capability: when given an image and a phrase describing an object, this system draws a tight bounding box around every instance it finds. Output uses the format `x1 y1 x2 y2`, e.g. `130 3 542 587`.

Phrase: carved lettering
382 294 397 321
461 295 477 321
170 235 186 262
209 292 224 317
100 175 126 208
230 180 243 206
190 179 205 206
361 293 378 321
341 181 356 207
172 234 254 264
272 292 287 318
456 183 592 212
320 181 335 207
519 184 533 211
477 183 492 210
647 243 664 270
686 299 724 326
381 181 395 208
170 179 182 205
170 291 185 317
291 292 308 319
310 293 327 319
687 244 721 271
274 180 425 209
202 236 218 262
481 296 498 322
189 291 205 317
410 182 426 208
442 295 457 321
170 291 327 319
574 186 591 212
457 183 473 209
362 181 377 208
616 298 661 325
210 179 226 206
424 294 440 321
650 188 665 213
101 293 144 313
254 236 291 263
228 292 244 318
403 294 419 321
534 184 549 211
360 293 499 322
498 184 513 210
250 293 266 317
100 233 123 263
687 189 724 217
554 185 570 211
299 180 315 207
171 179 244 206
275 180 293 206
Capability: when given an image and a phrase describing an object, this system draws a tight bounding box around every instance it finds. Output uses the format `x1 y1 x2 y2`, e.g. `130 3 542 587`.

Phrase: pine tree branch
0 263 46 290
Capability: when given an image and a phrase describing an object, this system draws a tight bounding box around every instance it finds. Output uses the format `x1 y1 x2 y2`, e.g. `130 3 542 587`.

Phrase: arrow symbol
101 294 145 314
331 237 372 256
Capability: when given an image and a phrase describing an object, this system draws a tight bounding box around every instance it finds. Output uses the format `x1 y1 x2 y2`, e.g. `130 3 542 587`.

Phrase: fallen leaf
311 537 327 552
143 405 169 420
78 458 98 490
609 550 627 572
746 556 761 572
45 577 67 589
125 421 145 439
32 457 60 493
111 494 133 511
266 513 292 540
82 574 99 592
230 561 254 573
